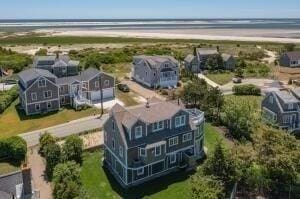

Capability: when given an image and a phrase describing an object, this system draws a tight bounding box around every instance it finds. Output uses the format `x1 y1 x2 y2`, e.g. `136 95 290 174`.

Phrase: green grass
205 72 234 85
224 95 263 110
204 123 231 152
0 159 20 175
116 90 140 107
0 99 98 139
81 151 195 199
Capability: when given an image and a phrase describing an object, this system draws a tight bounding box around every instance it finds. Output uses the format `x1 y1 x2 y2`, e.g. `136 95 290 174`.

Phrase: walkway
27 147 52 199
197 73 221 88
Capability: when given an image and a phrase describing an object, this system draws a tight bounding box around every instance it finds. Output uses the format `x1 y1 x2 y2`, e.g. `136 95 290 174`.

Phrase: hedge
0 86 18 113
0 136 27 162
232 84 261 96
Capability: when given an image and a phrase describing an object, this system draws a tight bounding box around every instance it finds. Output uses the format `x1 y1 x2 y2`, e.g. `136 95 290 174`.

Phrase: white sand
36 29 300 43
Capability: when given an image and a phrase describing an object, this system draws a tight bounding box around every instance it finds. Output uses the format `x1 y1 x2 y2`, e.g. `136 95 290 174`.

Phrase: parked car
118 83 130 92
232 77 242 84
5 79 17 85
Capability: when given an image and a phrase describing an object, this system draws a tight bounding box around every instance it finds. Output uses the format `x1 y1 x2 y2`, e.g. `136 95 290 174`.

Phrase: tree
203 141 237 188
62 135 83 164
83 53 102 69
204 87 224 123
182 78 208 108
234 67 244 78
205 54 224 70
190 173 225 199
45 143 61 179
39 132 56 157
35 48 48 56
222 100 256 140
5 136 27 162
53 161 81 199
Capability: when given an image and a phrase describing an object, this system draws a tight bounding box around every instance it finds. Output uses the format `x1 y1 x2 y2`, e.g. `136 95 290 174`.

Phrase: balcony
132 159 144 168
186 109 204 126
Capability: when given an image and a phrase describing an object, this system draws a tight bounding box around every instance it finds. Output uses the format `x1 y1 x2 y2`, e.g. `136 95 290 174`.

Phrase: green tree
83 53 102 69
53 161 81 199
39 132 56 157
5 136 27 162
203 141 237 188
222 100 256 140
234 67 244 78
62 135 83 164
44 143 61 179
190 173 225 199
206 54 224 70
35 48 48 56
284 43 296 52
182 78 208 108
204 87 224 123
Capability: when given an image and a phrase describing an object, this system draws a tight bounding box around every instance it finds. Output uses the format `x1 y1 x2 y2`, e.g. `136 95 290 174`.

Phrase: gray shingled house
103 97 205 187
18 56 115 115
0 168 33 199
184 48 235 73
262 89 300 133
132 55 179 88
279 51 300 67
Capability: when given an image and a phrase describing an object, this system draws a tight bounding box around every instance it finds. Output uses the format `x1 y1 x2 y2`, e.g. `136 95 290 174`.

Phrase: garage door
91 88 114 101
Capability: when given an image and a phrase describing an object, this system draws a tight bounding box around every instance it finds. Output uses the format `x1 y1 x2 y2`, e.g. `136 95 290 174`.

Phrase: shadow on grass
14 103 60 121
103 166 196 199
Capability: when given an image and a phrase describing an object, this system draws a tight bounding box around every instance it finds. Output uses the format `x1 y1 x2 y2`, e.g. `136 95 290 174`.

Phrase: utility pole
98 73 104 118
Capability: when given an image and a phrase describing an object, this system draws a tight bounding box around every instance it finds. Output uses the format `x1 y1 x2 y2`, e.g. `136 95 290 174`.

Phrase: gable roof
18 68 57 83
274 90 298 104
0 171 23 198
134 55 178 70
221 53 233 61
196 48 218 56
184 54 195 63
283 51 300 60
34 55 78 68
80 67 101 81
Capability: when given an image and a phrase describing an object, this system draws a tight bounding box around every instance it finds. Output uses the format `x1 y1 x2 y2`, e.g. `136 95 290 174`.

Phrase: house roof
275 90 299 104
196 48 218 56
134 55 178 70
283 51 300 60
109 97 197 148
18 68 57 83
184 54 195 63
221 53 233 61
34 55 78 68
0 171 23 198
56 67 101 85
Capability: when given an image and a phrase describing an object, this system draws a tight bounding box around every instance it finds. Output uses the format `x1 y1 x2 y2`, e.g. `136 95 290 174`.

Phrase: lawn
224 95 263 111
81 123 228 199
115 90 140 107
206 72 234 85
0 99 98 139
0 159 21 175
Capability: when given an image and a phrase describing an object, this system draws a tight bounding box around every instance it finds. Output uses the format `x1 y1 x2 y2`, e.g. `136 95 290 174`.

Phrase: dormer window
165 63 169 68
38 79 46 87
135 126 142 139
175 115 186 128
155 145 161 156
288 103 293 110
152 121 164 132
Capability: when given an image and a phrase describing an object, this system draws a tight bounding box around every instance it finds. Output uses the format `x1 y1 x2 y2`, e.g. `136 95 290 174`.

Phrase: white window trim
38 79 46 88
104 80 109 86
31 93 37 101
43 90 52 99
152 121 164 132
47 101 52 109
95 81 99 88
175 115 186 128
183 133 192 142
155 145 161 156
60 86 64 92
61 96 65 103
137 167 144 176
169 136 178 147
170 153 176 164
135 126 143 139
288 103 294 110
269 96 274 104
35 104 40 111
139 148 146 157
119 146 123 158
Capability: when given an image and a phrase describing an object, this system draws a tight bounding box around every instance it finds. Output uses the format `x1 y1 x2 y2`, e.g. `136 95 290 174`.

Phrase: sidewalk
197 73 221 88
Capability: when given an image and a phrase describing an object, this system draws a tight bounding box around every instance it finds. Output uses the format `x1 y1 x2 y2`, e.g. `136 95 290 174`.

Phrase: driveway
20 114 109 147
122 80 166 100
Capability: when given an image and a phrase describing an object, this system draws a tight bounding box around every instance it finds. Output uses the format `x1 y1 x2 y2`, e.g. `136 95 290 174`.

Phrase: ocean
1 19 300 31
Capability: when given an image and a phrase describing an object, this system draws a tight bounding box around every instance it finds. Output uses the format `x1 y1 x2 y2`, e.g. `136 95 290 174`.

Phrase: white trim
169 153 176 164
139 147 146 157
137 167 144 176
31 92 37 101
169 136 178 147
95 81 99 88
104 79 110 86
35 103 40 111
152 121 164 132
135 126 143 139
43 90 52 99
119 146 123 158
47 101 52 109
155 145 161 156
183 132 192 142
38 78 46 88
26 98 59 105
175 115 186 128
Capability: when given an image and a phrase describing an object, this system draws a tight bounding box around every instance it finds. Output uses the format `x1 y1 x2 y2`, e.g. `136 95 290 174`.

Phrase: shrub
62 135 83 164
0 86 19 113
233 84 261 96
39 132 56 157
0 136 27 162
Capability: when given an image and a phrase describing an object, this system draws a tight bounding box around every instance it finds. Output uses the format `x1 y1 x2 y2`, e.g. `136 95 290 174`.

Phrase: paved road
20 114 109 147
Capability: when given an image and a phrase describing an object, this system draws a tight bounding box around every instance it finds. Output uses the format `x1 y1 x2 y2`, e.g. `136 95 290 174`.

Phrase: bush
233 84 261 96
0 136 27 162
62 135 83 164
0 86 19 113
39 132 56 157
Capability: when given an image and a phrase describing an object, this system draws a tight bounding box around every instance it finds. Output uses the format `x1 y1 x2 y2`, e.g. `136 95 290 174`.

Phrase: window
112 139 115 150
196 125 203 137
135 126 142 139
152 121 164 132
170 153 176 164
38 79 46 87
61 96 65 103
153 73 156 76
112 120 115 131
119 146 123 157
283 115 292 123
139 148 146 157
183 133 192 142
47 102 52 109
288 103 294 110
43 90 52 99
269 96 274 104
31 93 37 101
165 63 169 68
175 115 186 128
137 168 144 176
35 104 40 111
60 86 64 92
169 136 178 147
104 80 109 86
155 145 161 156
95 81 99 88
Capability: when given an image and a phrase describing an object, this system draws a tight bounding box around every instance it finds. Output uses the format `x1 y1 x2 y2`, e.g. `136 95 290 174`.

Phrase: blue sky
0 0 300 19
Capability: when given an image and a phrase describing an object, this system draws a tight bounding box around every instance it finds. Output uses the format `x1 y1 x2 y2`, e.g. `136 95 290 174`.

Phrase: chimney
21 165 32 195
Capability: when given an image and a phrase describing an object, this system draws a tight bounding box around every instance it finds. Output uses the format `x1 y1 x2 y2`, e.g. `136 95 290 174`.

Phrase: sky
0 0 300 19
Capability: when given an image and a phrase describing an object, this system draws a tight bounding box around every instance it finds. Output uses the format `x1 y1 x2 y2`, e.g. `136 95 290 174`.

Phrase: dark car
118 83 130 92
5 79 18 85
